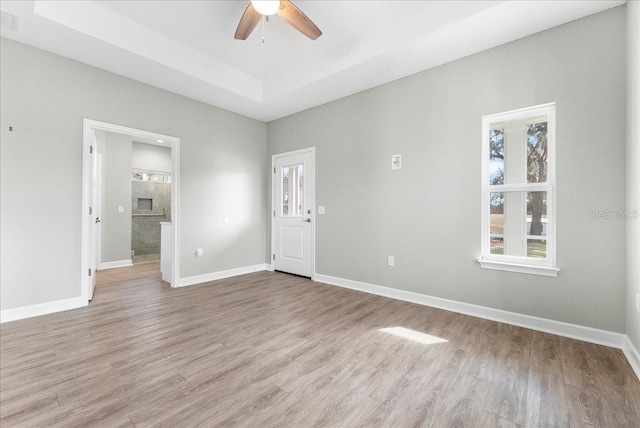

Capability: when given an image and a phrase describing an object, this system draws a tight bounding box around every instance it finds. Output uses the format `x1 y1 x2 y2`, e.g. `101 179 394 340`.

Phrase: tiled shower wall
131 181 171 256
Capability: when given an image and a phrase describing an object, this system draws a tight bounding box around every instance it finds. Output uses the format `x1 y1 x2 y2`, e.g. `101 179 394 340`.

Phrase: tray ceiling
0 1 624 121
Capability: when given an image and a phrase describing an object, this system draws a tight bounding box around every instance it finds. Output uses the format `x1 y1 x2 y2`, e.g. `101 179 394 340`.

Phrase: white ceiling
0 0 625 122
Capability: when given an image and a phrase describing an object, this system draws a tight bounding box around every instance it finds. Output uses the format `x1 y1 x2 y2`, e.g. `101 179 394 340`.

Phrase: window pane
282 163 304 216
489 129 504 185
490 192 504 254
526 191 547 237
527 121 548 183
526 191 547 258
490 190 548 258
298 165 304 216
527 239 546 258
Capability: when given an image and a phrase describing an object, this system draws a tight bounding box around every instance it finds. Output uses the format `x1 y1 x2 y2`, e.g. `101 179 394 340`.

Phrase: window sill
477 259 560 277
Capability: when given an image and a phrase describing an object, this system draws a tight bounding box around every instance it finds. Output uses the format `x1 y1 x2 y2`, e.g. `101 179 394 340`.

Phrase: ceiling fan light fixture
235 0 321 41
251 1 280 16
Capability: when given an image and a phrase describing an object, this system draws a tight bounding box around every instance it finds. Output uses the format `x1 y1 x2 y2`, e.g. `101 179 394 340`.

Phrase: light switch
318 206 325 215
118 206 124 213
196 248 203 257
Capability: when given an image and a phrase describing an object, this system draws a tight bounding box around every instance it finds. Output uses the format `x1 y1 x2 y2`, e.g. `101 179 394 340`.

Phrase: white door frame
81 119 181 301
271 147 315 279
95 153 102 271
87 150 102 301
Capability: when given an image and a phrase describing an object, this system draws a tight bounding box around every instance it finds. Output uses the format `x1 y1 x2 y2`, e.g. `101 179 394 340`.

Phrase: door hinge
273 210 275 217
90 145 93 154
88 268 92 277
89 206 93 215
273 254 275 261
273 167 276 174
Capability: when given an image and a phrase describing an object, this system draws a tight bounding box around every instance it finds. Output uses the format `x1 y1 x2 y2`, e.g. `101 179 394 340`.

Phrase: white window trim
478 103 559 277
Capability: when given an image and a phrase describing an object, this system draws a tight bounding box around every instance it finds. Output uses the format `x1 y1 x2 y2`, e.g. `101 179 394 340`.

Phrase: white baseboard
3 266 637 380
0 296 87 323
622 336 640 380
178 263 269 288
0 262 268 323
314 273 638 379
99 259 133 270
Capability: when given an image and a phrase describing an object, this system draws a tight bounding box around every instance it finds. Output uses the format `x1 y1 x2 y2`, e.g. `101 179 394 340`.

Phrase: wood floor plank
1 262 639 427
430 371 491 427
483 326 533 426
369 346 475 426
560 337 609 427
524 331 569 427
477 410 519 427
465 319 511 382
566 384 605 428
589 341 640 426
0 392 60 426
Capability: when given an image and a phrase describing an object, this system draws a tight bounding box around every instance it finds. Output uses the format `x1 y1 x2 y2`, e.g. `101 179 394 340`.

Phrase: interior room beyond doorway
94 131 172 268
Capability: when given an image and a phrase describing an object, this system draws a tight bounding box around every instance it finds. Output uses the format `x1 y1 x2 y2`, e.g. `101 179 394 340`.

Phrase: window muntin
480 104 558 276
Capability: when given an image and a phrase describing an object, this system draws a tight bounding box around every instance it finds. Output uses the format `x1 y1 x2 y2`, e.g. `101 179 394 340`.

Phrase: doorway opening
81 119 180 302
130 144 172 265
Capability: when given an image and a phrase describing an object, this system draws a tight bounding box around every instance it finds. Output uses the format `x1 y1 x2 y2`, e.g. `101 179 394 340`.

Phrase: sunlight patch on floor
379 327 448 345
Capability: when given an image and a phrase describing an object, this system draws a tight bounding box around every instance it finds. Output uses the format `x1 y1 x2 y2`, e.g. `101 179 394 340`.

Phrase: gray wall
101 131 133 263
132 142 171 172
267 7 627 332
0 37 267 311
627 1 640 350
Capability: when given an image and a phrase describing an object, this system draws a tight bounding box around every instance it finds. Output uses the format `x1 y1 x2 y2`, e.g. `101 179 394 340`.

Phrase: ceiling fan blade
234 3 262 40
277 0 322 40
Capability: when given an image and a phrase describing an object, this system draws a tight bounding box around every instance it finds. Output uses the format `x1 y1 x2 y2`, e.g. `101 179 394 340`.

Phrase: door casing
81 119 181 301
88 149 102 300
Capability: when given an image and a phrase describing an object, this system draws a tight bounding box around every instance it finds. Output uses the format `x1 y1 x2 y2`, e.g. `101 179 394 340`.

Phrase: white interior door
273 149 314 277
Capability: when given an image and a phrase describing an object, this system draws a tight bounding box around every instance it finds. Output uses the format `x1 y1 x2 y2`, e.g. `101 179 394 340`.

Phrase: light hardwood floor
1 262 639 427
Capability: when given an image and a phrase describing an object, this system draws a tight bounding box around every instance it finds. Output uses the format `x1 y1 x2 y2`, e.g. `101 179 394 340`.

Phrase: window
479 103 559 277
282 163 304 216
132 169 171 183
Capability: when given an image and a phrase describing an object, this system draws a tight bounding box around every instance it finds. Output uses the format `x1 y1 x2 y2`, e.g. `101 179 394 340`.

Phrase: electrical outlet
388 256 395 266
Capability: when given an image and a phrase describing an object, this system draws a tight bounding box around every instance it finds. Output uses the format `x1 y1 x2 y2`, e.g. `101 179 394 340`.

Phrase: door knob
303 218 311 223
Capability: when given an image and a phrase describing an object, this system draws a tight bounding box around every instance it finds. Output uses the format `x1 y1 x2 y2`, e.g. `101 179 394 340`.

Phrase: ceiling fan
234 0 322 41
